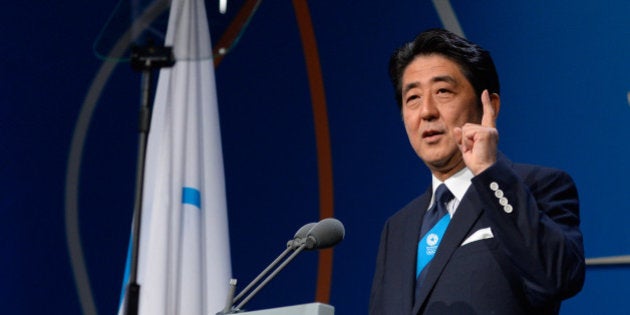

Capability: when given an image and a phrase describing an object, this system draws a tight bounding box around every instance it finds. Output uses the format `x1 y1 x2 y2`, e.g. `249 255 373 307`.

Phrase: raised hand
453 90 500 175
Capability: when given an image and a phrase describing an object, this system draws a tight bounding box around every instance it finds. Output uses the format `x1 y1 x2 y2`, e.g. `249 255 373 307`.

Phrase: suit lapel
412 185 484 314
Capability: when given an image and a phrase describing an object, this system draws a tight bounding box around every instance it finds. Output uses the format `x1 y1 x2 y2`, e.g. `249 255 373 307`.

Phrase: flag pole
124 41 175 315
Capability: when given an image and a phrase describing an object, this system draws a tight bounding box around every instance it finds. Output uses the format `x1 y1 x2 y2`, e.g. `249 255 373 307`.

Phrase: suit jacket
369 155 585 315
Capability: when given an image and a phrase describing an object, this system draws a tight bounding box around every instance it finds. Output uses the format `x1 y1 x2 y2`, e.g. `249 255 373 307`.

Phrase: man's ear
490 92 500 119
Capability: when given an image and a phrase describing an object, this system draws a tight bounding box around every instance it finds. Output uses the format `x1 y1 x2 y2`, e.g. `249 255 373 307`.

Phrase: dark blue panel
2 0 629 314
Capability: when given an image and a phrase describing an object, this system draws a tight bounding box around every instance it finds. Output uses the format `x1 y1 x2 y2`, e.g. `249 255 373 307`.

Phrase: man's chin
423 155 465 176
423 155 456 168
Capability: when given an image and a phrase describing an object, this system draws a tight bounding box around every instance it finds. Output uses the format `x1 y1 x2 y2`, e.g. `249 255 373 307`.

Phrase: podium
238 303 334 315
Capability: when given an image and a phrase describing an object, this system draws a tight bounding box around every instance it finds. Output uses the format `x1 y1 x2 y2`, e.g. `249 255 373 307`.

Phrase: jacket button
504 204 513 213
490 182 499 191
494 189 504 198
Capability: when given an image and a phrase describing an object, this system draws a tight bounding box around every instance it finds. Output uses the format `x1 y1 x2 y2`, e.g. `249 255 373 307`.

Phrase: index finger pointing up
481 89 497 128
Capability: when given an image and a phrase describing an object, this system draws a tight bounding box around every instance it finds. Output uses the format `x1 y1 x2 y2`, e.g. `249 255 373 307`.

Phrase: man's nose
420 95 439 121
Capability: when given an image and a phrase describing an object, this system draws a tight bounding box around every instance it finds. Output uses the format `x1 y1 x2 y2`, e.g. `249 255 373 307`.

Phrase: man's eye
436 89 455 101
405 95 421 108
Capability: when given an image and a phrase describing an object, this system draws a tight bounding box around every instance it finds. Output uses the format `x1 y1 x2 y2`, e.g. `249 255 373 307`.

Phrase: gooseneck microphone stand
123 41 175 315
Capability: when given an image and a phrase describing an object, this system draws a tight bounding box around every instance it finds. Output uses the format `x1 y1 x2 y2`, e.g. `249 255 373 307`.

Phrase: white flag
120 0 231 314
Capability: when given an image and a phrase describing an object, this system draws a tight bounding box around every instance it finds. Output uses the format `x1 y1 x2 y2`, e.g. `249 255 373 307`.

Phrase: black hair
389 28 500 109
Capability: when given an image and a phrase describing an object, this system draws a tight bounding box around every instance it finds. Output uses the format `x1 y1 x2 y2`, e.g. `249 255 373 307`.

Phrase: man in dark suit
369 29 585 314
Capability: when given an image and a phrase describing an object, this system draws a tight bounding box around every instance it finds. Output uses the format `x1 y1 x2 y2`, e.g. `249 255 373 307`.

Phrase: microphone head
287 222 317 249
305 218 345 250
294 222 317 239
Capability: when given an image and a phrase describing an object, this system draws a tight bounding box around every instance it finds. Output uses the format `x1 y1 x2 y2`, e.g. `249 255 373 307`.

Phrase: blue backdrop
2 1 629 314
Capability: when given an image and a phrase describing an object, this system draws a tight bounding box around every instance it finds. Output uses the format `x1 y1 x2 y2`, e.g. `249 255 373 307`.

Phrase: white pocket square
461 227 494 246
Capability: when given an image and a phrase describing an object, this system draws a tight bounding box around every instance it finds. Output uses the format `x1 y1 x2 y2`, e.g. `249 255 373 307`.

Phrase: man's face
401 54 481 179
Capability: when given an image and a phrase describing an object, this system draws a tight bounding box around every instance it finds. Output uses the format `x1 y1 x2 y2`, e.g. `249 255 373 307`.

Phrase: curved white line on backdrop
64 1 169 315
432 0 466 38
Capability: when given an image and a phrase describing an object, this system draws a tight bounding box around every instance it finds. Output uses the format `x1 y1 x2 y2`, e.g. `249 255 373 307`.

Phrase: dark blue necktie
414 184 454 298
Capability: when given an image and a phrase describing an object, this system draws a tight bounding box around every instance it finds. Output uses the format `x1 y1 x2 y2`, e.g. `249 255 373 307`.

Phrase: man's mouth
422 130 444 142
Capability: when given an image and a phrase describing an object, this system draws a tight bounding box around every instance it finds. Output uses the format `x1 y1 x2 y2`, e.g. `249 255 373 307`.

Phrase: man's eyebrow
402 82 419 96
402 75 459 96
432 75 458 85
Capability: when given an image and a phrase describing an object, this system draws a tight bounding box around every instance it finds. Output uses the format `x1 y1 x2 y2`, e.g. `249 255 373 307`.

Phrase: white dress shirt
428 167 474 217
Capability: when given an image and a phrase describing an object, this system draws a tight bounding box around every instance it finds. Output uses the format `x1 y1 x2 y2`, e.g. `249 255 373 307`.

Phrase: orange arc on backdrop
214 0 336 305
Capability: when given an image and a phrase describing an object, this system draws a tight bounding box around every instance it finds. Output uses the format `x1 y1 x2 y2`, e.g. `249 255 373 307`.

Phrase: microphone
219 222 317 314
287 222 317 249
219 218 345 314
304 218 345 250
